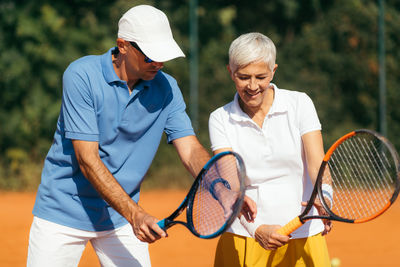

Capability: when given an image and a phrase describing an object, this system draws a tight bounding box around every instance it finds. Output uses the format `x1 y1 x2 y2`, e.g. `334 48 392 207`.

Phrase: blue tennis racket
157 151 246 239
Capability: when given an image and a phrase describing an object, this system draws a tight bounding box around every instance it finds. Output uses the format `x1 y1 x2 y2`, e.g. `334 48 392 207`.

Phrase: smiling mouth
245 90 260 96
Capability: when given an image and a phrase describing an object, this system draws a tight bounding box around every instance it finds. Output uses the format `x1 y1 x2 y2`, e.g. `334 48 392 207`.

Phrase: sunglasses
130 42 153 63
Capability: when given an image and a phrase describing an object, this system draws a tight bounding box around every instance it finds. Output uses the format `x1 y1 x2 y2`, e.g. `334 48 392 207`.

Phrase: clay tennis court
1 190 399 267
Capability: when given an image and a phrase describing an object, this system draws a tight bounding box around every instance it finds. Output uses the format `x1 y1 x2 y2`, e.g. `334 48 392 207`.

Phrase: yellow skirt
214 232 330 267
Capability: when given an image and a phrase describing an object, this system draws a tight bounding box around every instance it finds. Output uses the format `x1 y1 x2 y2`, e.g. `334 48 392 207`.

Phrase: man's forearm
79 158 139 223
72 140 140 224
187 144 211 178
173 136 211 178
76 153 165 242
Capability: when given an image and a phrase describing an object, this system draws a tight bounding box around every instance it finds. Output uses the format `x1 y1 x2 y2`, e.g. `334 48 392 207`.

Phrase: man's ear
116 38 128 54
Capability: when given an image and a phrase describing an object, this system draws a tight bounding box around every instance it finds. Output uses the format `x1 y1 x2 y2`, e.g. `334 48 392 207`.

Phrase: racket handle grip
157 219 166 230
276 217 303 236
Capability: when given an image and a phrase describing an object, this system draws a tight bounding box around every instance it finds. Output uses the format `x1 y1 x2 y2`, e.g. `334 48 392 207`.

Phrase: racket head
186 151 246 238
317 129 400 223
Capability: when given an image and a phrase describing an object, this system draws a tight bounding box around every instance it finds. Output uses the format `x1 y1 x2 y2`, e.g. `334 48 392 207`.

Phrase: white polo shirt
208 84 324 239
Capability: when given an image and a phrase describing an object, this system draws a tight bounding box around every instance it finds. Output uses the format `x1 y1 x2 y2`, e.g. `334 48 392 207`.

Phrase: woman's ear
271 64 278 79
227 64 234 80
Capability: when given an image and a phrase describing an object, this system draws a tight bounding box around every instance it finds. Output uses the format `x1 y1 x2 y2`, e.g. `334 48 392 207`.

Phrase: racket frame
278 129 400 235
157 151 246 239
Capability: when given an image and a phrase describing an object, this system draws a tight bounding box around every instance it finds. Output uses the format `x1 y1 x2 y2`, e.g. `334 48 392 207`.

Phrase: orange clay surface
1 190 399 267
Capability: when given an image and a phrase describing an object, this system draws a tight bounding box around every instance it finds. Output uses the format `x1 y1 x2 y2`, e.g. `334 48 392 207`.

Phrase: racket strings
190 154 243 236
331 140 391 218
323 133 398 221
337 139 388 215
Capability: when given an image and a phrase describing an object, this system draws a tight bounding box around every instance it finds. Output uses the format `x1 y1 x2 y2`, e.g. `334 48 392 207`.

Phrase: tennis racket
277 129 400 236
157 151 246 239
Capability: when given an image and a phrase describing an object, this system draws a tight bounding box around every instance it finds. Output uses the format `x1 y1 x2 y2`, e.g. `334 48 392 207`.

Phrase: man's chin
142 72 159 80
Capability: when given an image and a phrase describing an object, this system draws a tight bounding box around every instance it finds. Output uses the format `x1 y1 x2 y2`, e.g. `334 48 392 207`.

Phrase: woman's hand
240 195 257 222
254 224 290 250
301 200 333 236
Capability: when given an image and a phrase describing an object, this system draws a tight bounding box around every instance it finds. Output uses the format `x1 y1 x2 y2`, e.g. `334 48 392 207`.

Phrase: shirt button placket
263 116 272 157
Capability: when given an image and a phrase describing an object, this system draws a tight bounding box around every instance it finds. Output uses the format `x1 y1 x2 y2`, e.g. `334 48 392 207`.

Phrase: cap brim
137 40 185 62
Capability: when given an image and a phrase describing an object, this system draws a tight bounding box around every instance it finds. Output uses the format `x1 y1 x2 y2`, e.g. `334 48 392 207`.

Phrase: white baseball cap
118 5 185 62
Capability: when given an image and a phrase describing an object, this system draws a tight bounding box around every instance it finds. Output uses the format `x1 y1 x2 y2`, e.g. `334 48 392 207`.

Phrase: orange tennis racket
277 129 400 236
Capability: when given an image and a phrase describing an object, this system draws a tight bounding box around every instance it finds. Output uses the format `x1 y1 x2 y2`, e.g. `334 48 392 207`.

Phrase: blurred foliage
0 0 399 190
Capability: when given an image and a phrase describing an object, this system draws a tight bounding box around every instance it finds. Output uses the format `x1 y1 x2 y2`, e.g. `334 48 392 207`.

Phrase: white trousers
27 216 151 267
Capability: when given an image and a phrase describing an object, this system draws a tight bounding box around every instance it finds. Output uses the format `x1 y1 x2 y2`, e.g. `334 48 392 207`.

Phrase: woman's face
229 61 277 112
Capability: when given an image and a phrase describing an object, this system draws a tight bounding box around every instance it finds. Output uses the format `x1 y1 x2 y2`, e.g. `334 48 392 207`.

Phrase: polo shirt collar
102 47 121 84
101 47 151 90
269 83 288 114
229 83 288 122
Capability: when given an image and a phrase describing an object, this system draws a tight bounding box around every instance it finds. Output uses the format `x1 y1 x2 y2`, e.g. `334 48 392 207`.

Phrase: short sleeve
209 108 231 151
297 93 321 136
164 79 195 143
62 64 99 141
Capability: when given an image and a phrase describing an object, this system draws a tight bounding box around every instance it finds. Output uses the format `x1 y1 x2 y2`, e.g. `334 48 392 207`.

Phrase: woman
209 32 331 266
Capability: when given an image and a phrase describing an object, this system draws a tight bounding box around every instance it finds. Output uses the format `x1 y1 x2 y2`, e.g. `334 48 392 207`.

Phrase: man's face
125 41 164 81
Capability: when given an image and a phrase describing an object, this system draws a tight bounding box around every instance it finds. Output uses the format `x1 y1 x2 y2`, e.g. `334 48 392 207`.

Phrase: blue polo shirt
32 47 195 231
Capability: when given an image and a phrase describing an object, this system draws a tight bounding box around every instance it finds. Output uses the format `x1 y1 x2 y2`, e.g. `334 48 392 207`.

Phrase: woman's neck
239 86 274 128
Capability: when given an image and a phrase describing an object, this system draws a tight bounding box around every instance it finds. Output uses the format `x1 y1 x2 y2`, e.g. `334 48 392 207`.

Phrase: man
27 5 211 267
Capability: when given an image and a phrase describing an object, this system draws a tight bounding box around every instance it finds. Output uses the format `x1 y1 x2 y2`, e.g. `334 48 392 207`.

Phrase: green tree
1 0 399 190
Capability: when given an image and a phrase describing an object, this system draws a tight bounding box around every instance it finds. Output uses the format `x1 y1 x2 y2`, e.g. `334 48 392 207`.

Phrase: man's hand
255 224 290 250
131 207 166 243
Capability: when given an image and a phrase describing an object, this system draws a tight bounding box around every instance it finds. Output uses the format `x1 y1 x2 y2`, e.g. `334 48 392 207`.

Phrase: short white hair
229 32 276 73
